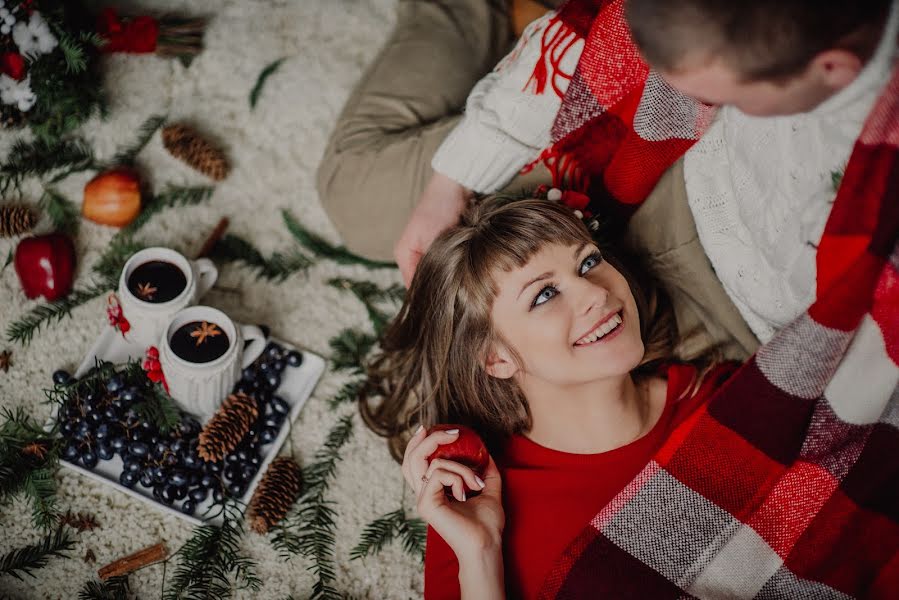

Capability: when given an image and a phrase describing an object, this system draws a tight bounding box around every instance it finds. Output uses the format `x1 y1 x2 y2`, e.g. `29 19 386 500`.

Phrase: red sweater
423 364 729 599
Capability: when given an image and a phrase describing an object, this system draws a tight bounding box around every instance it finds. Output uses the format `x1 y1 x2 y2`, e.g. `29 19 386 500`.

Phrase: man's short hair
625 0 892 81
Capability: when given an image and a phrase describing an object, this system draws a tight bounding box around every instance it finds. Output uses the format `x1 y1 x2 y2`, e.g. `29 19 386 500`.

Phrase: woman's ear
810 49 863 91
484 343 518 380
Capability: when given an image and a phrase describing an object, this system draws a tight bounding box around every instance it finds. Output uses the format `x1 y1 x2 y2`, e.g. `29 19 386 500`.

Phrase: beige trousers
316 0 758 361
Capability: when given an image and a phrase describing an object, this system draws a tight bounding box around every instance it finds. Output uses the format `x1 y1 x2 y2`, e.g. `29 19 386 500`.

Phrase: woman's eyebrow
518 272 553 300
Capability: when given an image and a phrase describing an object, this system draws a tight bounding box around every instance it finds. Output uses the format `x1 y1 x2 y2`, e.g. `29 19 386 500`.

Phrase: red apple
426 424 489 479
14 233 76 301
83 168 142 227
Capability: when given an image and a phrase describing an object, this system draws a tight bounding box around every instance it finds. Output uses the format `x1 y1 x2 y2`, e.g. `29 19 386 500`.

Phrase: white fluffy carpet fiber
0 0 429 598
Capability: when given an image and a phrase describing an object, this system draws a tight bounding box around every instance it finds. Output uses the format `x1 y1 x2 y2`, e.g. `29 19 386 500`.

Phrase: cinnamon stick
98 542 168 580
196 216 229 259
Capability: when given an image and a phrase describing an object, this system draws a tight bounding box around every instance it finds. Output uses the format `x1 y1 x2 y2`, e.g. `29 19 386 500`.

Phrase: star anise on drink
137 282 158 300
22 441 48 460
191 321 222 346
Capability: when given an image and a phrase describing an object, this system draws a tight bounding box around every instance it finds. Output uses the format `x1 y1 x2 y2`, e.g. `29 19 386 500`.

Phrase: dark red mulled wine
127 260 187 303
170 320 230 363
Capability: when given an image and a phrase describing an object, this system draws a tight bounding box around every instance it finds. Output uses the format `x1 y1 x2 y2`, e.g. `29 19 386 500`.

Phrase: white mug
117 247 218 347
159 306 266 421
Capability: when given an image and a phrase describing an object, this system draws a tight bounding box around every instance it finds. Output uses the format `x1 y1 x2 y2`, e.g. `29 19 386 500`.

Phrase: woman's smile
573 310 624 346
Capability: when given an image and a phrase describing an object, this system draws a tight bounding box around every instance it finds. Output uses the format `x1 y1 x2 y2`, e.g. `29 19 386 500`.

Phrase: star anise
84 548 96 564
137 282 158 300
190 321 222 346
21 441 48 460
0 349 11 373
61 510 101 532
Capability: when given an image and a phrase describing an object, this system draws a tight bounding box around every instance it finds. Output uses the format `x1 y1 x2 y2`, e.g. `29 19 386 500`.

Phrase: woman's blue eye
532 286 558 307
579 251 603 276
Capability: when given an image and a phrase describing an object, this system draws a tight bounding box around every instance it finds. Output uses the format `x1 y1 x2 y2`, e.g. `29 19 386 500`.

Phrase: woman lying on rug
362 193 899 599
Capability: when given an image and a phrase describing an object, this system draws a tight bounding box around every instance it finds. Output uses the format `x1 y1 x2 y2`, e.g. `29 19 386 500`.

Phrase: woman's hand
393 173 470 287
402 427 505 561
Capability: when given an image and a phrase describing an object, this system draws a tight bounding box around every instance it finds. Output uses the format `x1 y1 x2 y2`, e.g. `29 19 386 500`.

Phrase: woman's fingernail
462 491 466 502
475 476 486 489
445 429 459 435
414 425 423 434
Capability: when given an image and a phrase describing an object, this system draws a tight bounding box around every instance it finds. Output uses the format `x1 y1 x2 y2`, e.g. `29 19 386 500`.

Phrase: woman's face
488 242 644 386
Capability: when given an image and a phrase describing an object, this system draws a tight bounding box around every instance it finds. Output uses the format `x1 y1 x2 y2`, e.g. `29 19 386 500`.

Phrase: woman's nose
572 276 609 316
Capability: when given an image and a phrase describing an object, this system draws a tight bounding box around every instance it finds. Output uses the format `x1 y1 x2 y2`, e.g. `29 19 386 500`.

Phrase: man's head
625 0 892 116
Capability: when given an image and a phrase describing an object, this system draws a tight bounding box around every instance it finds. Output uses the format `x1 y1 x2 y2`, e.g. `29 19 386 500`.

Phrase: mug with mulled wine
159 306 267 421
113 247 219 347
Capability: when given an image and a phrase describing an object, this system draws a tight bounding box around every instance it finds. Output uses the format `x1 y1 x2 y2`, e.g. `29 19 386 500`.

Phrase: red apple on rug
427 424 490 482
83 168 142 227
14 232 76 301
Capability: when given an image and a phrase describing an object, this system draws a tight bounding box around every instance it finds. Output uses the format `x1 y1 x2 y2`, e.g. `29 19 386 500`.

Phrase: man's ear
484 343 519 380
810 49 863 91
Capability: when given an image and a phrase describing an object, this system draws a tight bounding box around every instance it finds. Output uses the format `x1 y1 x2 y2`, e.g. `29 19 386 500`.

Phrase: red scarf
527 1 899 597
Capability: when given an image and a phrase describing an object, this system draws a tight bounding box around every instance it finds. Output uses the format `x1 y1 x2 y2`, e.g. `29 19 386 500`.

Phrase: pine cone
248 457 303 534
162 123 230 181
0 204 36 237
197 392 258 462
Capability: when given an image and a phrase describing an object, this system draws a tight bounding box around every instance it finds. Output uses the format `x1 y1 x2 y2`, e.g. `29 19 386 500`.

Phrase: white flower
12 12 57 58
0 74 35 112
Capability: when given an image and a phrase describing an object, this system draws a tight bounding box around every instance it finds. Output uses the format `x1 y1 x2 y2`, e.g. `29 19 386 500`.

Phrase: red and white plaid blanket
528 1 899 597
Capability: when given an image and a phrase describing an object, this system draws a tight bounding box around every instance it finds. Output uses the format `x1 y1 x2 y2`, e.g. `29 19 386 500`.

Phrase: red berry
146 346 159 359
147 369 164 383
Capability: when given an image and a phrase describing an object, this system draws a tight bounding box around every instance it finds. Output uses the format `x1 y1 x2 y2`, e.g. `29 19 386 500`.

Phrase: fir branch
55 27 89 74
209 234 311 282
118 185 214 238
272 415 354 599
22 468 59 530
0 527 74 581
0 138 94 194
328 329 377 373
282 210 395 270
164 502 260 600
350 508 426 562
131 384 182 434
831 169 845 193
80 31 108 49
250 58 286 109
109 114 167 167
328 377 367 409
40 187 80 236
6 282 109 345
328 278 404 335
1 249 12 274
78 576 131 600
92 237 146 284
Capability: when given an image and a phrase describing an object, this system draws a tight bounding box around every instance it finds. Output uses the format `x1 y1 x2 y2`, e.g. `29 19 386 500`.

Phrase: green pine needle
250 58 287 109
0 249 12 275
6 282 110 345
350 508 426 562
272 415 354 599
109 114 167 167
164 502 261 600
0 138 95 194
328 378 367 409
78 575 131 600
282 210 396 270
118 185 214 238
328 329 377 373
0 527 74 581
209 234 312 282
831 169 845 193
23 468 60 530
328 278 403 335
131 384 182 434
40 188 80 236
55 28 88 74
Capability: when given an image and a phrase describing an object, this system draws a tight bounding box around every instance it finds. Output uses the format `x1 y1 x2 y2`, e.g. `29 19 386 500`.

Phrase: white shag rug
0 0 430 598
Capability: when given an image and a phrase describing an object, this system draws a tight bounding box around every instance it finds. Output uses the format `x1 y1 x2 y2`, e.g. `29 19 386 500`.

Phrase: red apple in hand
14 233 76 301
427 424 490 493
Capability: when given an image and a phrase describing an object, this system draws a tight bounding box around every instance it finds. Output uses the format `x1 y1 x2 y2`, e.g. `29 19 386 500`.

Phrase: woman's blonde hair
361 196 680 460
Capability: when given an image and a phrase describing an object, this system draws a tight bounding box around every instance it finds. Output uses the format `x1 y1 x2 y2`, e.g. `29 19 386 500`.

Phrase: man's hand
394 172 470 286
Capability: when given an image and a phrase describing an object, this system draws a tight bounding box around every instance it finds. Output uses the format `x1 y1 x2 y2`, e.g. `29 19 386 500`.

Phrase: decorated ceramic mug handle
193 258 218 299
240 324 267 369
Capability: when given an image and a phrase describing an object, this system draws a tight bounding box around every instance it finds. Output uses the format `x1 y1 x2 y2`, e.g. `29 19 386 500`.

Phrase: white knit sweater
432 4 899 343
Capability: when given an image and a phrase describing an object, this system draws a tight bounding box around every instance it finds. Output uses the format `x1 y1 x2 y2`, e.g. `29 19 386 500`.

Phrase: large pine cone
197 392 258 462
162 123 230 181
248 456 303 534
0 205 36 237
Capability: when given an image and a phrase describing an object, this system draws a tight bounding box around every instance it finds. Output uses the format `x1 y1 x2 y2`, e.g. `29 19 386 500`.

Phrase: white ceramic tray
52 323 325 527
